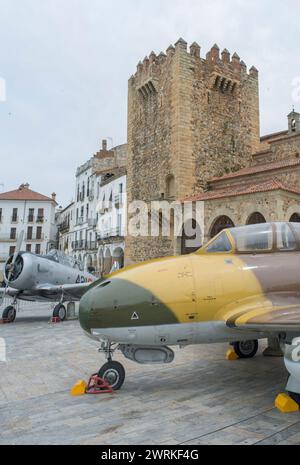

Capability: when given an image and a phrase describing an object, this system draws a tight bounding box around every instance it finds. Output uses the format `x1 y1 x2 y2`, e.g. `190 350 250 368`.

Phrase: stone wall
126 39 260 263
204 191 300 241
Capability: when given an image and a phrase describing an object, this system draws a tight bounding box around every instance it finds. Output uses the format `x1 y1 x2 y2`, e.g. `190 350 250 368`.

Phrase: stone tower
126 39 260 263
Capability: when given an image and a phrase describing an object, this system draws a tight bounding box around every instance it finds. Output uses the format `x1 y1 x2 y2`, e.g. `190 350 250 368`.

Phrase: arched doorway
181 219 202 255
290 213 300 223
247 212 266 225
210 215 235 238
103 249 112 275
112 247 125 269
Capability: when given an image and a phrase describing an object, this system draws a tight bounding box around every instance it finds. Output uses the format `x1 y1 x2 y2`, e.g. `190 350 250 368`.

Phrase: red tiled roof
260 130 288 142
183 178 300 202
252 149 272 157
0 184 56 202
209 158 300 182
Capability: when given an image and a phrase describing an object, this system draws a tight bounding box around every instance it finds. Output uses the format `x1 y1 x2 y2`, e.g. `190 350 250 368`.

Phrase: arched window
210 215 235 238
104 249 112 275
290 213 300 223
247 212 266 225
166 175 175 198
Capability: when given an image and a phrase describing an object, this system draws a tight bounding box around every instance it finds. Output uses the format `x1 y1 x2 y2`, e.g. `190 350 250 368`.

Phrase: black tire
233 340 258 359
2 305 16 322
288 391 300 406
53 304 67 321
98 361 125 391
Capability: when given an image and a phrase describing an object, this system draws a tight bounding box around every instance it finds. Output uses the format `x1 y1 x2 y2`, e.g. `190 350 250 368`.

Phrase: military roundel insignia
131 312 139 320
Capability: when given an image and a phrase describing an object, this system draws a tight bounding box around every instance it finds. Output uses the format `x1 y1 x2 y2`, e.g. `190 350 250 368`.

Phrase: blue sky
0 0 299 206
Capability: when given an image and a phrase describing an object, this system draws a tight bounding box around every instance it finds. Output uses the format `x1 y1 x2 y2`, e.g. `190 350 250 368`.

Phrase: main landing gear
52 303 67 321
2 305 16 323
232 340 259 359
97 341 125 391
1 295 18 323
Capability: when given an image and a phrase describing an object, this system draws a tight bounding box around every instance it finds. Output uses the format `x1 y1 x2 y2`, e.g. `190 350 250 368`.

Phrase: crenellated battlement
132 38 258 94
127 38 260 263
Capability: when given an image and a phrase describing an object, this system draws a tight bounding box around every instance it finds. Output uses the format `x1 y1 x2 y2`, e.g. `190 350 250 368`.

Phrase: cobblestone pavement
0 305 300 445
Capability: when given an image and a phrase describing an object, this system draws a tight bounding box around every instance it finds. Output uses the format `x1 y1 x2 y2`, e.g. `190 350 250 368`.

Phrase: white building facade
56 202 75 256
71 140 127 274
96 169 126 274
0 183 57 277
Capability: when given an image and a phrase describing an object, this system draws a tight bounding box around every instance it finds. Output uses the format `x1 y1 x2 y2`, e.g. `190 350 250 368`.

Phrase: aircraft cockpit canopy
203 222 300 254
45 249 84 270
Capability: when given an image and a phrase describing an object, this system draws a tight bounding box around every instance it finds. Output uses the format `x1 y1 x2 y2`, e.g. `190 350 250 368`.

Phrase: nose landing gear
97 341 126 391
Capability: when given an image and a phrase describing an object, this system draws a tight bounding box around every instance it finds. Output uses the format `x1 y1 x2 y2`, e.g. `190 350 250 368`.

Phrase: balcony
86 240 97 250
27 215 35 223
25 235 44 242
98 226 122 239
58 220 70 233
88 218 97 228
76 217 85 226
11 216 19 223
36 216 44 223
72 240 85 250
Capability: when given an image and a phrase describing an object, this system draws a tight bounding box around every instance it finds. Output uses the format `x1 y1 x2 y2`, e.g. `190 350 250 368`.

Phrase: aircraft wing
29 282 93 301
219 293 300 333
4 282 95 303
0 287 19 299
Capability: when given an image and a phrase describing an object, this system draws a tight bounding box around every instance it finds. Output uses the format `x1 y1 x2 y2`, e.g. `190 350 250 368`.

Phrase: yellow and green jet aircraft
79 222 300 406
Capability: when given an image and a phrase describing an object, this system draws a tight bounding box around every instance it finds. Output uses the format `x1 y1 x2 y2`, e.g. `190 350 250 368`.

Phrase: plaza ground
1 304 300 445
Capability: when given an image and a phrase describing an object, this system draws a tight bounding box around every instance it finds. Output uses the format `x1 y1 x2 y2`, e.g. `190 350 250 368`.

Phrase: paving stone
0 304 300 444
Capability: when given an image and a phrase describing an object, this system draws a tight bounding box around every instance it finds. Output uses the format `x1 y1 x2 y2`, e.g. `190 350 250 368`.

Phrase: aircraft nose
79 287 94 334
79 276 178 339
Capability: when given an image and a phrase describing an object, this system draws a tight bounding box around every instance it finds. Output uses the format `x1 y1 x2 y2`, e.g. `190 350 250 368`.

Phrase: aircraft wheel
2 305 16 322
233 340 258 359
98 361 125 391
288 391 300 406
53 304 67 321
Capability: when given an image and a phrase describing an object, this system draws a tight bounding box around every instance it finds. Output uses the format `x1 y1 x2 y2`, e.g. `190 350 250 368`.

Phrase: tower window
166 175 176 198
292 119 296 132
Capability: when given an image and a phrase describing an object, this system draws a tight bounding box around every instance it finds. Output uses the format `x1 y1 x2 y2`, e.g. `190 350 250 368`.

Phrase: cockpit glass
277 223 296 251
230 223 273 253
46 249 83 271
205 231 232 253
